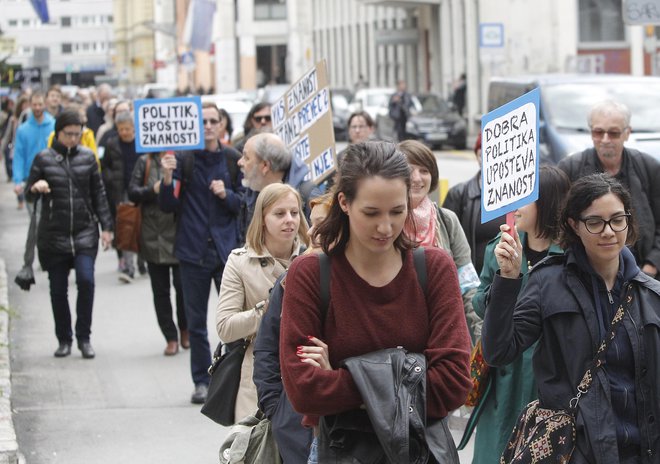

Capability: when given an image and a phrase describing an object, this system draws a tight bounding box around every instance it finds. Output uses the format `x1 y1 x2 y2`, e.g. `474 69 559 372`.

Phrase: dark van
487 74 660 164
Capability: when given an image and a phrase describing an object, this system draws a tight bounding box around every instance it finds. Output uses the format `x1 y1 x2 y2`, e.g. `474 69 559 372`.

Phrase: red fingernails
307 335 314 340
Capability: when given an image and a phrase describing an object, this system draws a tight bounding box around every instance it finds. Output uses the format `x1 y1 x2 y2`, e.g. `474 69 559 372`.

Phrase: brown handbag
114 157 150 252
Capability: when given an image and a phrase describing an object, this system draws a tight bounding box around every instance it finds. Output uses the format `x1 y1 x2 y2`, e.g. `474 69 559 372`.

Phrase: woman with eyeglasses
482 173 660 464
25 110 114 359
347 111 376 144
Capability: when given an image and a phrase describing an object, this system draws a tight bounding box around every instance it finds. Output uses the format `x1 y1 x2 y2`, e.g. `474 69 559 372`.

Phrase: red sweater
280 248 472 426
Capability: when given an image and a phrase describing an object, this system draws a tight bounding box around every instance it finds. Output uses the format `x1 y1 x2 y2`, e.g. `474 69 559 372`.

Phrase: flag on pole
182 0 216 52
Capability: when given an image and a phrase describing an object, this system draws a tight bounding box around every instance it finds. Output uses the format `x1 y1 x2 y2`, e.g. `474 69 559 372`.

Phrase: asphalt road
0 147 478 463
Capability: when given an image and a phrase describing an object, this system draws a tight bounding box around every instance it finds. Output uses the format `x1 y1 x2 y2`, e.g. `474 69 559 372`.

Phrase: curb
0 259 20 464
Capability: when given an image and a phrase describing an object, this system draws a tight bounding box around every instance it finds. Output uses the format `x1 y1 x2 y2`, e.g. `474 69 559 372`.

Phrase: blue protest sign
481 87 540 224
134 96 204 153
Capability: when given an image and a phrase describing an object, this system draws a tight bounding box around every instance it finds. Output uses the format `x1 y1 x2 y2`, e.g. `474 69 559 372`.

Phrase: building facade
2 0 114 87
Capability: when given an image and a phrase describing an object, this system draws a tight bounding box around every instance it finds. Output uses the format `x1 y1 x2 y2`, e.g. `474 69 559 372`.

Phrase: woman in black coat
26 110 113 359
128 152 188 356
483 174 660 463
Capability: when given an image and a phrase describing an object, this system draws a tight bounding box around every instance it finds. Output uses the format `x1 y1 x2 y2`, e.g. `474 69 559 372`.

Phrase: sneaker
191 384 208 404
118 272 134 283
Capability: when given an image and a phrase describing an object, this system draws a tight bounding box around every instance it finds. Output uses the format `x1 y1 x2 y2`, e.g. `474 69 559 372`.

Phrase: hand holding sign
161 152 177 185
494 224 522 279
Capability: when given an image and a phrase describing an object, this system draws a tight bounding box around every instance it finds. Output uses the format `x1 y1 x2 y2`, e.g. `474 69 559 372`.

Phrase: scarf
407 196 437 248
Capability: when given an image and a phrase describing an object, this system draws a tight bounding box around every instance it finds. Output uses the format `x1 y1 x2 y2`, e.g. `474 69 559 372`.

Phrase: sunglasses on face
253 115 272 123
591 128 626 140
203 119 220 126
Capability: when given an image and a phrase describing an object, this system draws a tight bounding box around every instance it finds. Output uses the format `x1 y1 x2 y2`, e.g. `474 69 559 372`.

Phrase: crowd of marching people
2 81 660 464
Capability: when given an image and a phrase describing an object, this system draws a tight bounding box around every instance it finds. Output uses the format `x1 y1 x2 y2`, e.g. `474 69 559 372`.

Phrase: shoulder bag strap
53 149 98 224
413 247 427 297
318 253 331 323
143 155 151 186
570 283 635 410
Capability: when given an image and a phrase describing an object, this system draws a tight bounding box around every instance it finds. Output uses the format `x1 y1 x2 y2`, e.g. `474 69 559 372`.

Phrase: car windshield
367 92 391 107
543 82 660 132
415 95 449 113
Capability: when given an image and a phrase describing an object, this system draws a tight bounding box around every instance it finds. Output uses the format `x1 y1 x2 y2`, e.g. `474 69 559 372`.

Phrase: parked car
487 74 660 164
375 93 467 149
330 88 354 141
350 87 395 122
201 93 253 138
139 83 177 99
258 84 290 104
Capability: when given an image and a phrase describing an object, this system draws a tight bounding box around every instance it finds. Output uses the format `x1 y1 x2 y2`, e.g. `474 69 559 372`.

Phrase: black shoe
54 342 71 358
78 341 96 359
191 384 208 404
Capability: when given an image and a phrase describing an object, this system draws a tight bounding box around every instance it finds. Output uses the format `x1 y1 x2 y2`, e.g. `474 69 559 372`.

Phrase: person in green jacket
470 165 570 464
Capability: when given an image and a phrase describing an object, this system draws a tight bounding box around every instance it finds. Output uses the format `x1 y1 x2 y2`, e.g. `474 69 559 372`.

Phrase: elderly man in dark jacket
558 100 660 278
26 110 113 359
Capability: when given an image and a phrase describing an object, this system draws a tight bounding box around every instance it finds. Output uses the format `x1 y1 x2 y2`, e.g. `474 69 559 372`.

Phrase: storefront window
579 0 625 43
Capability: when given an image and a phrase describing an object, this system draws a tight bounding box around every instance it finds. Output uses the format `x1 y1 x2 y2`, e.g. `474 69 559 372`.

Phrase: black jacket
442 173 504 274
26 142 113 260
558 147 660 271
254 274 312 464
319 348 459 464
102 135 134 206
482 249 660 463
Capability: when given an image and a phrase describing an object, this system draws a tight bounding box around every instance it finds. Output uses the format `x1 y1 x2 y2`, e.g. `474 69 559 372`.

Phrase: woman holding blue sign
469 165 569 464
482 173 660 463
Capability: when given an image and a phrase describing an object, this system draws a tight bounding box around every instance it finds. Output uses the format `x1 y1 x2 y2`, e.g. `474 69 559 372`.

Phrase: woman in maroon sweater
280 142 472 462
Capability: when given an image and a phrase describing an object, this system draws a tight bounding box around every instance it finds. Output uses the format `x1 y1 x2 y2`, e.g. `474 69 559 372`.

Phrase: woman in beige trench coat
216 183 310 422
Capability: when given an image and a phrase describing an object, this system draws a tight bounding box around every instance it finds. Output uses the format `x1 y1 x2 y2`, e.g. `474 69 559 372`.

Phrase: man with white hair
558 99 660 277
237 132 320 241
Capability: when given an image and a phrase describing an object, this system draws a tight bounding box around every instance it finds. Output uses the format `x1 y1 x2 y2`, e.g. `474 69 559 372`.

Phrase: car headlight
406 121 418 134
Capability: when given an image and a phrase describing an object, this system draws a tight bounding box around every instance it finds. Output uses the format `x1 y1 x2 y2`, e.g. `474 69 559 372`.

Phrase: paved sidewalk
0 179 475 463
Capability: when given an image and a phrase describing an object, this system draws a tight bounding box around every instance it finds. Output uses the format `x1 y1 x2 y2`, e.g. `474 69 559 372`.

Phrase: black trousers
147 262 187 341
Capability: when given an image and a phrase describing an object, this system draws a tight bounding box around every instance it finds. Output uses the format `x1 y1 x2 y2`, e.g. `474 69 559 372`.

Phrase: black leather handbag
201 339 248 426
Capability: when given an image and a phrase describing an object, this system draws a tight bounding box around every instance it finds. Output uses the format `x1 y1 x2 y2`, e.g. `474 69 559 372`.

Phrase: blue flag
29 0 50 23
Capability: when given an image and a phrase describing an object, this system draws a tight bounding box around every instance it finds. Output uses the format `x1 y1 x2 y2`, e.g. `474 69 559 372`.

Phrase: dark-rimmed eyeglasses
203 119 220 126
62 130 82 138
591 128 626 140
253 115 272 123
579 213 631 234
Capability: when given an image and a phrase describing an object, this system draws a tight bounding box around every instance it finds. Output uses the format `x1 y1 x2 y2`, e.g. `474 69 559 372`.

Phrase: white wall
2 0 114 75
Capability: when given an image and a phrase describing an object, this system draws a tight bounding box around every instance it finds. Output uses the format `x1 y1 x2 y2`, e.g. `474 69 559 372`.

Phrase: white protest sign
270 60 336 184
134 96 204 153
481 88 540 223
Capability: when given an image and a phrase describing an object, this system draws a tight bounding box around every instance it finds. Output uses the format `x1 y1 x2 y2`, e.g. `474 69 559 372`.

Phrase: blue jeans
47 253 96 344
307 436 318 464
178 242 224 386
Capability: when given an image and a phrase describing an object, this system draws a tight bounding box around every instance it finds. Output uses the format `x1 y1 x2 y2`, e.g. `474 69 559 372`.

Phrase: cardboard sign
270 60 336 184
134 96 204 153
481 88 540 223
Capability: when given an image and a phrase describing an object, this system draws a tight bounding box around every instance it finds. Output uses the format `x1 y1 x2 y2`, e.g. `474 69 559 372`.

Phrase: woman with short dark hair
26 110 113 359
470 165 570 464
